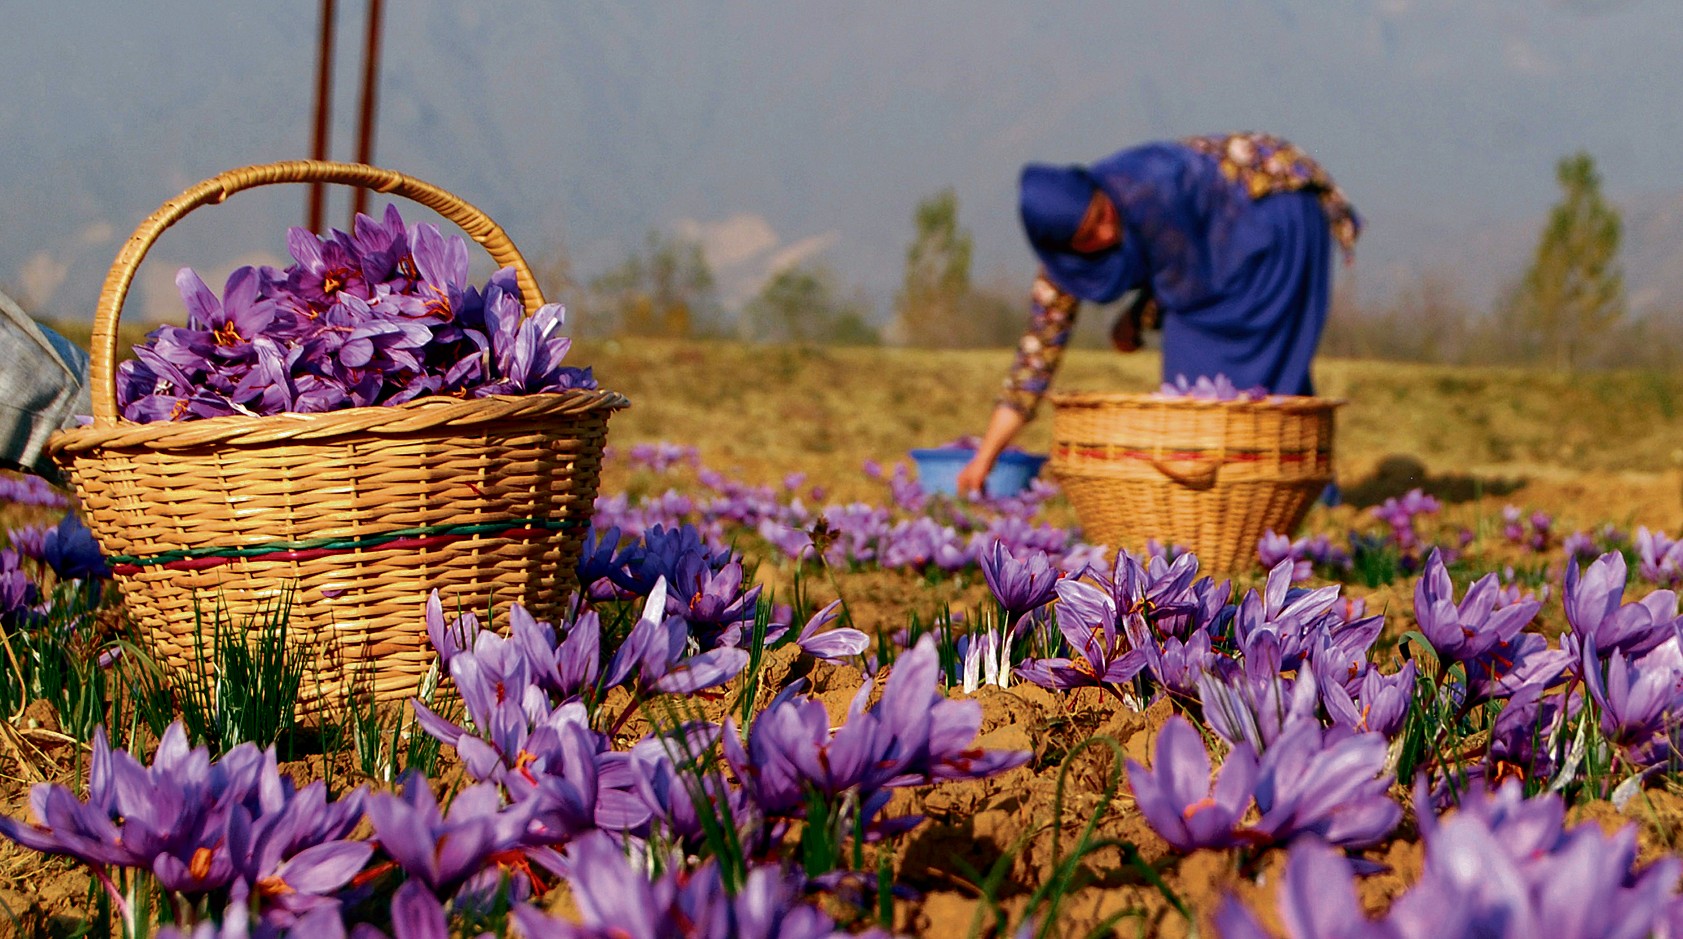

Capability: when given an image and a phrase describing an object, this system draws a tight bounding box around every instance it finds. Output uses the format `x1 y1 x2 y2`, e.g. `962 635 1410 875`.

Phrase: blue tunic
1027 141 1335 396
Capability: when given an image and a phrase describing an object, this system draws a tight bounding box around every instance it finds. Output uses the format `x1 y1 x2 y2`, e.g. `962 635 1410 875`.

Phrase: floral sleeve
997 271 1080 420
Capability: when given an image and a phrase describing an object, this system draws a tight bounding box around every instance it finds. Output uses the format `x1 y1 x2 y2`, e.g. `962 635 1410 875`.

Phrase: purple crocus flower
1582 639 1683 760
762 600 870 663
1196 637 1319 753
603 578 749 695
1463 630 1571 706
1487 682 1576 783
365 776 542 900
1322 660 1416 738
1249 719 1399 849
723 635 1029 825
1228 560 1342 670
0 722 307 898
41 513 110 582
507 602 600 704
668 553 762 646
1370 488 1439 551
1213 837 1384 939
1126 716 1259 852
1015 577 1147 691
1636 527 1683 589
1412 548 1542 664
0 549 38 623
1142 629 1214 700
1565 551 1683 659
1391 780 1681 939
979 540 1063 627
512 831 842 939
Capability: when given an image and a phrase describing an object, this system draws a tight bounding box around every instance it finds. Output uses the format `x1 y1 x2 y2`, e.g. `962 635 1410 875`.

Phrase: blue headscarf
1018 163 1130 302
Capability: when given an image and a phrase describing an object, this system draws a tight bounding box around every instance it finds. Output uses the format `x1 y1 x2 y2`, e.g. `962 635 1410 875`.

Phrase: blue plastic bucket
908 448 1049 498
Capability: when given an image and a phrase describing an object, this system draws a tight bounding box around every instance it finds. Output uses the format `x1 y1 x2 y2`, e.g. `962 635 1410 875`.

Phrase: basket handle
87 160 546 424
1150 457 1220 490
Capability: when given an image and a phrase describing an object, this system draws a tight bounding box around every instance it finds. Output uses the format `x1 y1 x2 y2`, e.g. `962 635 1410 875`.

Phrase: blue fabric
1020 141 1334 395
1019 164 1096 251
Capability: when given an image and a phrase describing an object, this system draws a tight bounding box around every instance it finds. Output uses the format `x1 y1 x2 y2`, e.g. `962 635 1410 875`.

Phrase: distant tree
1499 151 1624 370
894 188 973 347
585 231 724 339
743 262 880 346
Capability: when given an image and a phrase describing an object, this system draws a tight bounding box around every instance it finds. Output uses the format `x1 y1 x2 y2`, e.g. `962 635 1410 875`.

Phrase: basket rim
48 386 630 456
1047 390 1346 413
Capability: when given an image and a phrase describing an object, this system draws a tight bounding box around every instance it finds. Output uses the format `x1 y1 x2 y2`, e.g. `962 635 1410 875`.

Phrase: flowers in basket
116 204 595 423
1156 373 1271 401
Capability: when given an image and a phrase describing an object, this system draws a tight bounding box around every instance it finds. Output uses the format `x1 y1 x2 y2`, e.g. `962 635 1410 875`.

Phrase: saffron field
6 337 1683 936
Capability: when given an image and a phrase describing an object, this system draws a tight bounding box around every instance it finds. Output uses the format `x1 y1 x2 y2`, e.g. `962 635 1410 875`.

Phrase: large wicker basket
47 161 629 712
1048 392 1342 572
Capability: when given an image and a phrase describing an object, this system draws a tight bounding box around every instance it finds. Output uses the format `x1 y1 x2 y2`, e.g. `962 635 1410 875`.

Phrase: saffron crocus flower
1565 551 1683 659
1197 636 1319 753
1142 629 1213 699
508 602 600 703
1228 560 1342 669
41 513 109 582
762 599 869 663
0 723 287 897
1251 719 1400 849
1126 716 1259 852
1390 790 1681 939
668 553 761 646
1213 837 1382 939
512 831 842 939
577 525 633 595
1370 488 1440 550
1582 639 1683 760
1636 527 1683 589
0 549 38 623
1487 683 1576 783
603 577 749 695
1412 549 1541 664
627 729 756 847
365 776 542 900
1322 660 1416 739
979 540 1063 626
1463 630 1570 705
1015 577 1147 691
723 635 1029 823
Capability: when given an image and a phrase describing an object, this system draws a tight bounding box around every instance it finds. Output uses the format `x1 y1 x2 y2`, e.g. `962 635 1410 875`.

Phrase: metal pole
308 0 337 232
350 0 386 222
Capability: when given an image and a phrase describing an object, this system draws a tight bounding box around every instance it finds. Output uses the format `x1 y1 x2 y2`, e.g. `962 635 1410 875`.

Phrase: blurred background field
579 338 1683 530
51 318 1683 537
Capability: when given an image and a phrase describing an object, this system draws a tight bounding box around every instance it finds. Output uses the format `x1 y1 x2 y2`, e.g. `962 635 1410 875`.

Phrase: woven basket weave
1048 392 1342 573
47 161 628 712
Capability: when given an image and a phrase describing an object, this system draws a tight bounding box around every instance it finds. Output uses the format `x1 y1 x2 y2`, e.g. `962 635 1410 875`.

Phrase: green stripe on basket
109 517 582 568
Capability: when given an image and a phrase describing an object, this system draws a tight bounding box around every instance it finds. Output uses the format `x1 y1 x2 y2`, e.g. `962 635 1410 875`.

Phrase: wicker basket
1048 392 1342 572
47 161 629 712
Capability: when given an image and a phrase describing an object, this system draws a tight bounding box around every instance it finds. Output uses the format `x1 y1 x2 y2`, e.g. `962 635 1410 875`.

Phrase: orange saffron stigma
1182 796 1218 820
189 846 215 880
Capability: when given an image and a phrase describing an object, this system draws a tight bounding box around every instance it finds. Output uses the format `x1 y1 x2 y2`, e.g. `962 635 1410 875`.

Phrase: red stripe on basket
1056 447 1326 463
112 525 558 577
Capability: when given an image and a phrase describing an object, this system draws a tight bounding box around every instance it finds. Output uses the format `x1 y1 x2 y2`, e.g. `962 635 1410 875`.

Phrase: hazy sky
3 1 1679 326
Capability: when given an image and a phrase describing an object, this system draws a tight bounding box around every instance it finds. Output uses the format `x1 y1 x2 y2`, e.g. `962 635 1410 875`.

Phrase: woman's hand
957 405 1030 498
956 452 996 498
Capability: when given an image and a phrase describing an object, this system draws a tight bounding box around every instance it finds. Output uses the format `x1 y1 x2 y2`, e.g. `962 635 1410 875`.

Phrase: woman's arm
957 271 1079 496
